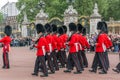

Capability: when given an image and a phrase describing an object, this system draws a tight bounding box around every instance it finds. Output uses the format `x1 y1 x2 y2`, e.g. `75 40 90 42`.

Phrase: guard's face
97 30 101 33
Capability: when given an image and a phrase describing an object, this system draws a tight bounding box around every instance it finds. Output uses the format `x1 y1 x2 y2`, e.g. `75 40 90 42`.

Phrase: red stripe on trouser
4 52 8 67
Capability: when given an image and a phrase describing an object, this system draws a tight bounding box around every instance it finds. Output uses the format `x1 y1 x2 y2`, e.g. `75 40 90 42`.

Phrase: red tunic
68 33 79 53
52 34 58 51
57 35 64 51
35 36 47 56
95 33 108 53
77 33 85 51
0 36 11 53
82 36 90 50
45 34 53 53
103 33 113 49
61 33 68 49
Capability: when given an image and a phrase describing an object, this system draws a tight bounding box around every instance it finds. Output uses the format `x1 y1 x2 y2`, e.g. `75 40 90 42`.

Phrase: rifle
30 34 43 50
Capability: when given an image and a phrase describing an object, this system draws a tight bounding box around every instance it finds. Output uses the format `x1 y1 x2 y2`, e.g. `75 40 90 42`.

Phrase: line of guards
31 21 120 77
0 22 120 78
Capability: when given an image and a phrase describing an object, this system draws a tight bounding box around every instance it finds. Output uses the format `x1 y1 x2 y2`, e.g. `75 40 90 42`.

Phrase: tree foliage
16 0 120 22
0 12 3 23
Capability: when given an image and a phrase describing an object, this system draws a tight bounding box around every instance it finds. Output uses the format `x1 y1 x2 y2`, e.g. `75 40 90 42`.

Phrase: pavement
0 47 120 80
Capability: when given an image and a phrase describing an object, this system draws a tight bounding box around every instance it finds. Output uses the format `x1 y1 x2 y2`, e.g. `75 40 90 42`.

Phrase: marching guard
57 27 65 68
32 24 48 77
89 21 110 74
44 23 55 74
64 23 82 74
0 25 12 69
51 24 59 71
81 27 90 68
76 23 86 70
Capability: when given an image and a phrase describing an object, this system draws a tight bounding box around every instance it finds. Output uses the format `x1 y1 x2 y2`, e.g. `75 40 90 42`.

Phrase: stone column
64 5 78 33
35 9 48 25
90 3 101 35
21 12 29 37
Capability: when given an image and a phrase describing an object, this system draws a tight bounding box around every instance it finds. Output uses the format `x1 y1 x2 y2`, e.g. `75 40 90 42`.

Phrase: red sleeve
79 35 85 47
96 35 104 47
57 35 65 50
84 36 90 48
0 37 5 43
68 35 76 46
35 37 46 49
107 36 113 47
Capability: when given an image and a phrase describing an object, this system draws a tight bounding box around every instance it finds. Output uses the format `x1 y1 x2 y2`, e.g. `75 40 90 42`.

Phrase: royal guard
81 28 90 68
32 24 48 77
51 24 59 71
102 22 112 70
76 23 85 70
44 23 55 74
0 25 12 69
92 22 112 71
57 27 65 68
89 22 108 74
64 23 82 74
61 25 68 65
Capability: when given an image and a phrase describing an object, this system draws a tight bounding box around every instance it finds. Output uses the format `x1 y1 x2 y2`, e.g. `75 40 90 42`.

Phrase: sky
0 0 18 9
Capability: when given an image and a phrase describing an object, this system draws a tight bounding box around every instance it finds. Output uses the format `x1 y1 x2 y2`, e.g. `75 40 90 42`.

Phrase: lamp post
66 0 75 5
37 0 45 10
35 0 48 25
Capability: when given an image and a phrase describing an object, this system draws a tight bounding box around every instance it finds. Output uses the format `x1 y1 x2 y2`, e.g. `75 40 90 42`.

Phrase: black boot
40 74 48 77
64 70 71 73
89 69 96 73
73 71 82 74
48 71 55 74
99 71 107 74
112 69 120 73
2 66 5 69
31 73 38 76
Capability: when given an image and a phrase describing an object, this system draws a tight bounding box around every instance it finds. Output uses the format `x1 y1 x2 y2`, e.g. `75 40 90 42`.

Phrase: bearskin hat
44 23 52 33
51 24 57 33
77 23 83 32
36 24 45 34
82 28 86 35
97 21 106 31
103 21 108 34
69 23 77 31
58 27 64 35
4 25 12 36
62 25 67 33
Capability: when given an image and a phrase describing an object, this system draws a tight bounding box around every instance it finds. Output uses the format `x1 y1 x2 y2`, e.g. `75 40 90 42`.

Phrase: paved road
0 47 120 80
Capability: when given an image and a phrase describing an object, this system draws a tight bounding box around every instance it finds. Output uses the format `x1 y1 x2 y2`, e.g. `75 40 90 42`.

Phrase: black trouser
61 50 67 66
116 63 120 71
66 53 82 72
91 53 97 69
3 52 10 68
81 50 88 67
58 51 65 67
77 51 84 69
104 51 109 69
51 51 59 70
92 53 107 72
46 53 55 73
34 56 48 75
98 51 109 70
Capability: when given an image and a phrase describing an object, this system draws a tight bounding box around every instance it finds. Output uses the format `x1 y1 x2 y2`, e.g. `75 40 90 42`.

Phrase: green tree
107 0 120 20
0 12 3 23
16 0 120 22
